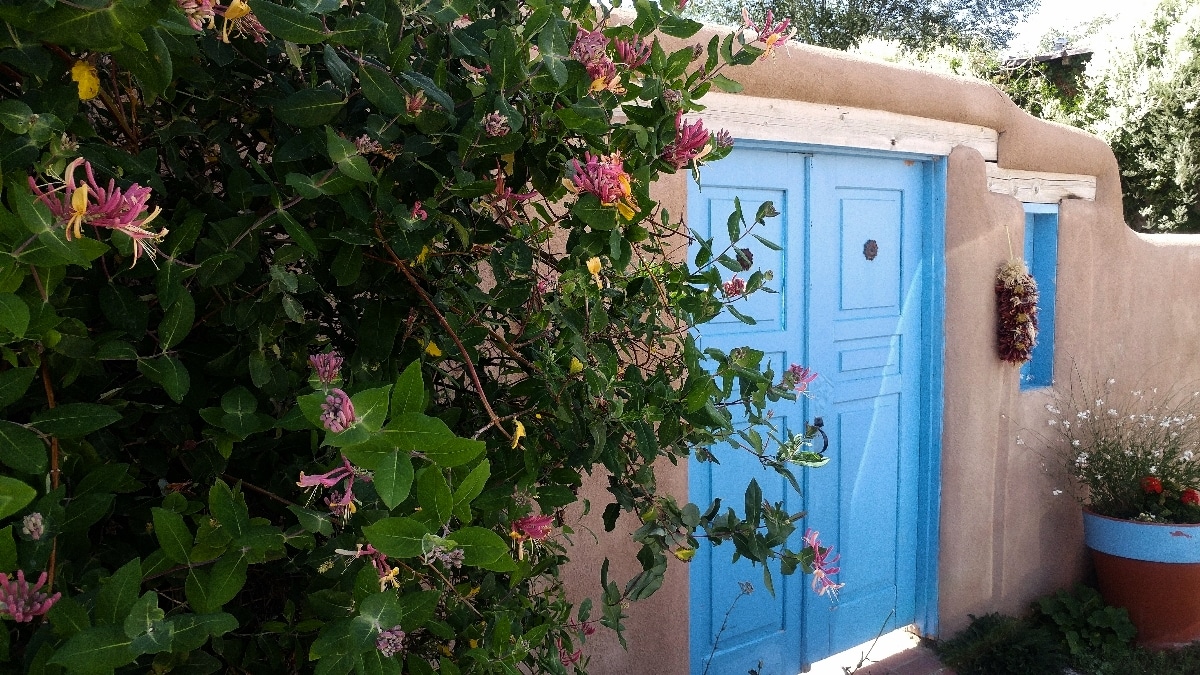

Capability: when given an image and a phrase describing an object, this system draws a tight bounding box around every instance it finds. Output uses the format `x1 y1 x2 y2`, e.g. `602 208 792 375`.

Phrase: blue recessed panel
1020 204 1059 389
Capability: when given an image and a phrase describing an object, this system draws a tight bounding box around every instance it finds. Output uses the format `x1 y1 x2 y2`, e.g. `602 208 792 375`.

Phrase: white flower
1076 452 1089 467
1046 404 1061 414
1077 410 1091 420
1049 420 1058 426
1150 466 1159 474
1071 439 1081 447
1063 421 1071 430
1108 409 1118 416
1015 436 1025 445
1185 450 1194 461
1108 378 1117 385
1052 489 1063 496
1096 399 1104 406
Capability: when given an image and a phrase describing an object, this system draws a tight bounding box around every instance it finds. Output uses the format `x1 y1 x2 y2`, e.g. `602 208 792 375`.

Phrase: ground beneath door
852 646 955 675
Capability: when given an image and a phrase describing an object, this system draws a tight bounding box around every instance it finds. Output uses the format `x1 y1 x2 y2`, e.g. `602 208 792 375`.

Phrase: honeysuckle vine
0 0 841 672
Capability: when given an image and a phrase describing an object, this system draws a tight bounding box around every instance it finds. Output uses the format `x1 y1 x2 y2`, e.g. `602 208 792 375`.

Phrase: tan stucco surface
564 29 1200 674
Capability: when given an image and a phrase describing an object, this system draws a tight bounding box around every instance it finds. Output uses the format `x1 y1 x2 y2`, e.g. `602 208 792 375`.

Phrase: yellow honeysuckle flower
569 357 584 375
511 420 525 448
425 341 442 358
66 183 88 240
416 245 431 264
71 61 100 101
586 257 603 287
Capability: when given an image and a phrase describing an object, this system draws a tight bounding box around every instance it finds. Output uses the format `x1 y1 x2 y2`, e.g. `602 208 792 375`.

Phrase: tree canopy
688 0 1041 51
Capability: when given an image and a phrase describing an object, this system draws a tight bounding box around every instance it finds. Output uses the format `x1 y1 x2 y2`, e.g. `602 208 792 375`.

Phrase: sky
1008 0 1159 59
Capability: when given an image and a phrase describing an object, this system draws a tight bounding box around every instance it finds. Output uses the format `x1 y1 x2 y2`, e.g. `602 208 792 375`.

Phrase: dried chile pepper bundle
996 259 1039 364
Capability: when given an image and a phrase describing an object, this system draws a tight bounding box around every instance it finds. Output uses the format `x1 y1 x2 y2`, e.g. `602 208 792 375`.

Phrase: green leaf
726 304 757 325
277 210 318 256
114 27 173 101
351 385 391 431
0 476 35 520
95 558 143 626
274 88 345 127
100 284 149 336
0 366 36 408
287 504 333 536
0 293 29 338
250 0 328 42
415 468 452 525
358 65 407 115
337 155 375 182
157 290 195 350
451 460 489 520
171 612 238 652
0 525 15 572
362 517 429 558
375 450 414 510
355 592 403 631
0 100 34 134
383 413 485 467
31 403 121 439
47 625 136 674
0 421 46 475
185 553 247 613
48 596 91 638
137 355 190 403
209 480 249 539
710 74 743 93
61 492 113 532
38 0 164 51
397 71 455 114
390 361 424 416
122 591 165 639
452 527 514 571
152 506 192 564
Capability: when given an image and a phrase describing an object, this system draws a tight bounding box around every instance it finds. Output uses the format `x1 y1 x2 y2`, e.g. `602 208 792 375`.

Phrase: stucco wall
563 29 1200 674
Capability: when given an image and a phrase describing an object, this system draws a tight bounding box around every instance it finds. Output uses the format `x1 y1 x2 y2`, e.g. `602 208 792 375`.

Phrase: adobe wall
565 28 1200 674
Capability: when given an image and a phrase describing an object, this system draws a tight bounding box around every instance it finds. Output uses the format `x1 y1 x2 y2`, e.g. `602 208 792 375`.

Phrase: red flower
511 514 554 541
1183 489 1200 506
1141 475 1164 494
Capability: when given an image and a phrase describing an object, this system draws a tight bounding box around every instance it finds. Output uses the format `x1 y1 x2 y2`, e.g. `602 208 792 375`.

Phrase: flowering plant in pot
1046 377 1200 648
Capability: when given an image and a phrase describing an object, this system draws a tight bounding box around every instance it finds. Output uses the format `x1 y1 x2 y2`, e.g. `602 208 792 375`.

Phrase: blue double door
689 147 934 674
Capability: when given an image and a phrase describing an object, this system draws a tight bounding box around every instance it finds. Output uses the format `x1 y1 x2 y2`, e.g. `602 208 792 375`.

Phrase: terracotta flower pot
1083 510 1200 649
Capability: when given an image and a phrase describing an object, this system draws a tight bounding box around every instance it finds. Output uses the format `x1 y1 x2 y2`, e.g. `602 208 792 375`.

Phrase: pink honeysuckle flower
28 157 167 265
569 27 610 65
558 639 583 667
0 570 61 622
803 529 844 600
176 0 217 31
300 455 371 521
406 90 427 115
482 111 510 137
482 170 537 226
411 201 428 221
297 454 359 489
787 364 818 393
614 37 651 69
722 276 746 298
662 111 713 170
566 152 637 219
309 351 343 386
741 8 793 59
21 513 44 541
511 514 555 541
320 388 356 433
377 625 407 657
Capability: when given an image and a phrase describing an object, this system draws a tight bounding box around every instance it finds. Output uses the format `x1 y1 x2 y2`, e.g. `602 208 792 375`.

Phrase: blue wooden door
689 149 929 674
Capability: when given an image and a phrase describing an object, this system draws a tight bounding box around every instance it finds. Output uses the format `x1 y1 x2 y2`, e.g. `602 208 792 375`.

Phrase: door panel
802 154 924 663
689 148 928 674
689 149 807 675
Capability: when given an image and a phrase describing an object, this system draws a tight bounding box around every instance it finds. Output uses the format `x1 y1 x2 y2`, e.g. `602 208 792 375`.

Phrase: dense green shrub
0 0 832 672
935 613 1069 675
